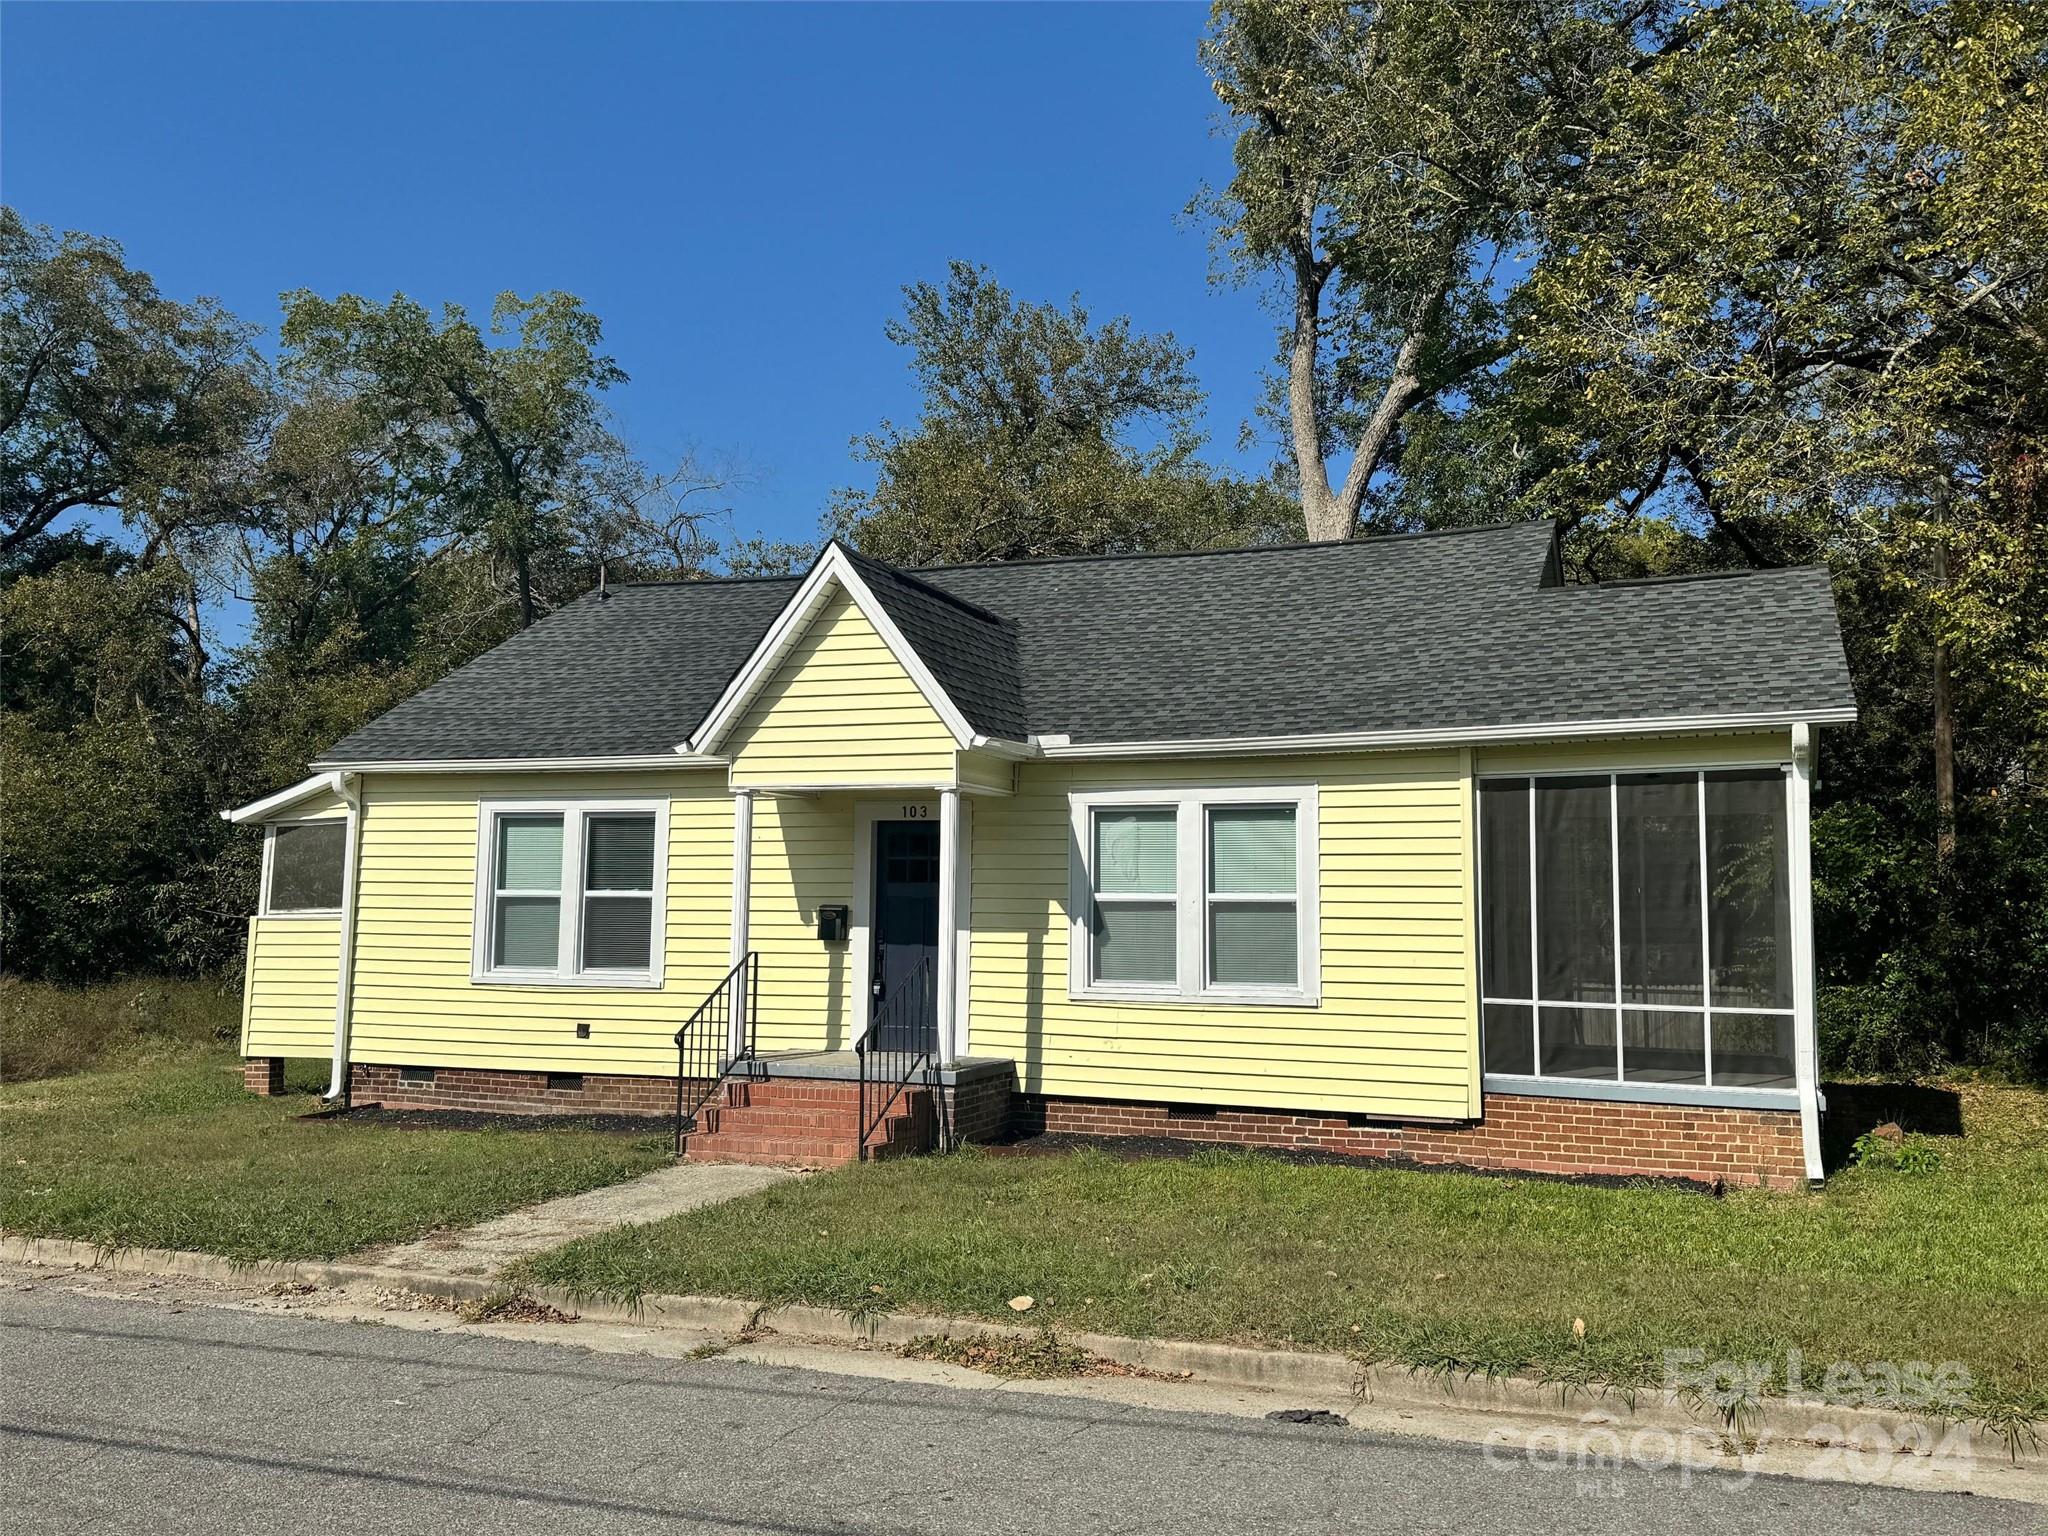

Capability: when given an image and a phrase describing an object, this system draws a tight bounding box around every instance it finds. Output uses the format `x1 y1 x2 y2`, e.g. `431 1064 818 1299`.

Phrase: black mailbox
817 904 850 943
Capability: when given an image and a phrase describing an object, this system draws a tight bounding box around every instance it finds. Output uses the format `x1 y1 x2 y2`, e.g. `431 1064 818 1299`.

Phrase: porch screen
266 820 346 912
1478 769 1795 1091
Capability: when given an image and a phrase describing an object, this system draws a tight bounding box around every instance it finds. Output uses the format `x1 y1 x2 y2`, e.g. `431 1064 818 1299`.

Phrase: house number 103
900 804 930 818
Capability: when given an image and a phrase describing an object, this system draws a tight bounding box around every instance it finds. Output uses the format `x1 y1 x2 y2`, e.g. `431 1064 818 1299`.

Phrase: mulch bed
311 1103 671 1136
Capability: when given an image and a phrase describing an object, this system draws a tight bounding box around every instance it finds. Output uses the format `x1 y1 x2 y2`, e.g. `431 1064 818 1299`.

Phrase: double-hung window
1071 787 1318 1003
474 800 666 985
1478 769 1795 1097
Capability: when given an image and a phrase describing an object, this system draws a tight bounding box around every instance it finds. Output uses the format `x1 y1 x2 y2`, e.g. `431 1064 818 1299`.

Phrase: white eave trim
308 753 726 774
221 772 346 825
681 544 978 755
1031 708 1857 761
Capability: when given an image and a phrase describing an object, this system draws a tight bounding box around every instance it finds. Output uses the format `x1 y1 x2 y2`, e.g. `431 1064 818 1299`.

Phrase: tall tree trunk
1931 537 1956 871
1283 229 1457 543
515 544 537 630
1286 199 1344 542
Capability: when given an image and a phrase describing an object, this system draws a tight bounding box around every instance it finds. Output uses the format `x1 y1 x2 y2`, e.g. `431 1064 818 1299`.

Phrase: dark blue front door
871 820 939 1052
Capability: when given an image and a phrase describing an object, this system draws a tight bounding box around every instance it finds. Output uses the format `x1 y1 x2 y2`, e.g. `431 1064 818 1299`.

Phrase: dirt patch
903 1329 1192 1382
458 1290 575 1325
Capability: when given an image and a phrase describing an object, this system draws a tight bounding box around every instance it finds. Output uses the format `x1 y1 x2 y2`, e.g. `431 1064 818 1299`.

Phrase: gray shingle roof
315 522 1856 765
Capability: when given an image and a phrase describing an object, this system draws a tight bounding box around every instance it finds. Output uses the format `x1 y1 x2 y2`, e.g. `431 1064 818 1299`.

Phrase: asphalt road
0 1286 2035 1536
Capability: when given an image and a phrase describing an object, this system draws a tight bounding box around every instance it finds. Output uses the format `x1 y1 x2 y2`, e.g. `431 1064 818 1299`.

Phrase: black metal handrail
855 956 935 1160
673 952 758 1153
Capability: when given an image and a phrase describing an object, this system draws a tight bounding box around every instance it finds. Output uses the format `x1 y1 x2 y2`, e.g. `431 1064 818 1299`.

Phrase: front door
870 819 939 1052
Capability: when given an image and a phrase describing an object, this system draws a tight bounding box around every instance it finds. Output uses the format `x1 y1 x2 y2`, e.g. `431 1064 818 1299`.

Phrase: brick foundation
349 1062 676 1118
330 1060 1805 1187
936 1062 1017 1148
243 1057 285 1096
1012 1091 1808 1190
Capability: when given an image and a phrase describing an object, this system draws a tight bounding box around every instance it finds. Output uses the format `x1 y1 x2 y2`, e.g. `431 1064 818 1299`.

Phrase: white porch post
1788 724 1824 1184
936 787 960 1067
730 787 754 1057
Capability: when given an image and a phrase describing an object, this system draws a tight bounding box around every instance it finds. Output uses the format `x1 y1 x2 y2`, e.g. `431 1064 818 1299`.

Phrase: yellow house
225 525 1857 1187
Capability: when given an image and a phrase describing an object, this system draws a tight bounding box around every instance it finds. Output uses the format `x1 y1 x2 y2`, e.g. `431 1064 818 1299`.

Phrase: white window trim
258 815 349 918
470 797 669 988
1067 784 1320 1007
1476 766 1797 1097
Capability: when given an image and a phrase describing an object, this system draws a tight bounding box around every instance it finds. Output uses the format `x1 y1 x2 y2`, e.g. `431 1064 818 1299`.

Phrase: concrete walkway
353 1161 795 1280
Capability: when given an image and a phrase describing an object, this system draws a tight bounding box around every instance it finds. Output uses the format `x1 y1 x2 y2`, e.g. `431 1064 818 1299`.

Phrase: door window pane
1615 774 1703 1007
1093 901 1176 984
1711 1013 1795 1088
583 896 653 970
1539 1006 1618 1080
1094 809 1176 894
1535 779 1614 1003
494 896 560 969
1483 1002 1535 1075
1705 772 1792 1008
1622 1009 1706 1084
1208 807 1295 893
585 814 655 891
1479 780 1532 998
269 821 346 911
497 815 564 891
1209 904 1298 986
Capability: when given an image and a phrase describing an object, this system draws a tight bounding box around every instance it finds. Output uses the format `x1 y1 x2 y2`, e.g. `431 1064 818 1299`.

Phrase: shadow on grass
1820 1080 1965 1172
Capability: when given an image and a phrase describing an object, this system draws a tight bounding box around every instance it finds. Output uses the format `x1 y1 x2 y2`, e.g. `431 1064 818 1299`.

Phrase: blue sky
3 2 1284 583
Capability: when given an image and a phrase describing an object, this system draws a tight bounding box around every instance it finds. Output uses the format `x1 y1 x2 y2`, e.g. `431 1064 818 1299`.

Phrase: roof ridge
905 518 1553 575
1568 564 1832 592
832 540 1014 628
607 573 804 591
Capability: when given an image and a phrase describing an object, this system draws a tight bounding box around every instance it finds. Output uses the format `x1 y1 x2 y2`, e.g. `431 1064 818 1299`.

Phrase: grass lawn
1 1045 670 1262
521 1080 2048 1418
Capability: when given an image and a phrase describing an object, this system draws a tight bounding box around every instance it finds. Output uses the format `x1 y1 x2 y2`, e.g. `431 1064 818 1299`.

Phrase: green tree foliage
1 217 746 981
1207 0 2046 1077
1201 0 1661 539
831 262 1299 564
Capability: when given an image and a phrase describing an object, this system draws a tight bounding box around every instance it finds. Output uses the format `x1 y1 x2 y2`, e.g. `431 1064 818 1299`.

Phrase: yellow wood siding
967 753 1479 1119
242 916 340 1057
956 749 1015 795
1475 730 1789 776
747 793 858 1052
344 770 734 1075
728 588 960 787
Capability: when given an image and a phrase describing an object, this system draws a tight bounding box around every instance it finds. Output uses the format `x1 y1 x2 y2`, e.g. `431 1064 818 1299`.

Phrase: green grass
520 1080 2048 1416
0 1053 671 1261
1 976 241 1083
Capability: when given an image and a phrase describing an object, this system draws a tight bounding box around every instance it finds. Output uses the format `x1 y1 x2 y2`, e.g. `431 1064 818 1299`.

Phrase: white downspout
324 772 364 1102
1788 725 1824 1184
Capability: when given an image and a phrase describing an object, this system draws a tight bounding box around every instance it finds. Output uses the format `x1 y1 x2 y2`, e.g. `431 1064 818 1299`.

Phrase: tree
1200 0 1661 540
2 209 272 688
276 290 725 633
1514 0 2045 849
831 262 1299 564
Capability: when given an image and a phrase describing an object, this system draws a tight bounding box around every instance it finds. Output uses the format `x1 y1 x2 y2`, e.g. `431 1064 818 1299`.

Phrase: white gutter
220 771 346 824
310 753 725 774
1029 708 1858 761
325 772 364 1102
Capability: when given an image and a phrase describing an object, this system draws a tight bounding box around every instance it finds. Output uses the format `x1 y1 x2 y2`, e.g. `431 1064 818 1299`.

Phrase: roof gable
688 543 992 755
